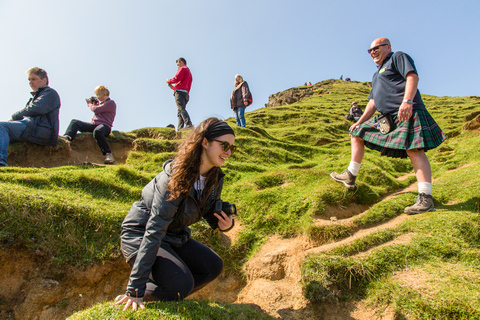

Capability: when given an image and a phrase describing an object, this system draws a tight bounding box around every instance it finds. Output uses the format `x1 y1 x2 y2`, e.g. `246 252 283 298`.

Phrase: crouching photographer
115 118 237 312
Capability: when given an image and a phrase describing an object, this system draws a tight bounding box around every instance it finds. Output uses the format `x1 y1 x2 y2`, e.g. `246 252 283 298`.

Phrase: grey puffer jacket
120 160 226 298
11 86 61 147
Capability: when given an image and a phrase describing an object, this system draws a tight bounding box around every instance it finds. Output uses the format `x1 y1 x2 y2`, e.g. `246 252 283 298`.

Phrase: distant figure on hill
230 74 252 127
166 57 193 131
345 77 351 81
345 101 364 122
330 37 446 215
308 81 312 86
339 75 343 80
60 85 117 164
0 67 61 167
115 118 237 312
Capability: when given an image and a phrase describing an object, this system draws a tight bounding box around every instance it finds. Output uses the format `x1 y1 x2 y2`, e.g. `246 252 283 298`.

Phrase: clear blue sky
1 0 478 133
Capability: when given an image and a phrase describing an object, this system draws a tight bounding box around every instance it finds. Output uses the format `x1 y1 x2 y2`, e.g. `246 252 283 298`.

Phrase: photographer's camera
214 200 237 216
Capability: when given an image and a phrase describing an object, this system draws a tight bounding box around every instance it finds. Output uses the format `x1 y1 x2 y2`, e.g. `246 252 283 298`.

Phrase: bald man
330 37 446 214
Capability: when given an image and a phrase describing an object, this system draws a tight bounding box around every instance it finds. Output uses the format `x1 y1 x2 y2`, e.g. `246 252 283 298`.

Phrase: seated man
61 85 117 164
345 101 364 122
0 67 61 167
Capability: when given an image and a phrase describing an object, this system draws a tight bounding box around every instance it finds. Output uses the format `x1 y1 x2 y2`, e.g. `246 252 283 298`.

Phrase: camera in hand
214 200 237 216
87 96 99 103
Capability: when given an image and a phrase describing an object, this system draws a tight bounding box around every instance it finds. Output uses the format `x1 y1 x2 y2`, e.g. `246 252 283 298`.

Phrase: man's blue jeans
0 119 30 166
233 107 246 127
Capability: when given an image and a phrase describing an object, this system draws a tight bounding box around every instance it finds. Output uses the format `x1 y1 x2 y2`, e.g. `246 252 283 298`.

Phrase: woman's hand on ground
114 294 145 312
214 211 233 231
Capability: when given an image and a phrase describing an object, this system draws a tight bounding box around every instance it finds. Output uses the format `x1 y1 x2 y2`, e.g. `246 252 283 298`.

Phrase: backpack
245 91 253 106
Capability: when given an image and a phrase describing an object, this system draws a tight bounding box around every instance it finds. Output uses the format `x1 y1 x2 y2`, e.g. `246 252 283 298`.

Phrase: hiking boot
104 153 115 164
404 193 436 215
330 170 356 190
58 135 72 142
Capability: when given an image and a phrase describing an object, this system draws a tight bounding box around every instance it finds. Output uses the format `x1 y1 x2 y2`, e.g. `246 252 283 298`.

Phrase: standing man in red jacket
166 58 193 130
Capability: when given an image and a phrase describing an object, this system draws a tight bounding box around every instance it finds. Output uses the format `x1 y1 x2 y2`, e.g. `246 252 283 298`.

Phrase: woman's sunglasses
213 139 237 154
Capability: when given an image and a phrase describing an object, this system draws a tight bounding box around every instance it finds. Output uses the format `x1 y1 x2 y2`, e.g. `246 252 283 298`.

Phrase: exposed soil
6 134 133 168
0 248 129 320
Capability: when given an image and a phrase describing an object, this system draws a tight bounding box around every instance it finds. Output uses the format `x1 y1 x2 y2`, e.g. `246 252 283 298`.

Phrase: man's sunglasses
213 139 237 154
367 43 388 54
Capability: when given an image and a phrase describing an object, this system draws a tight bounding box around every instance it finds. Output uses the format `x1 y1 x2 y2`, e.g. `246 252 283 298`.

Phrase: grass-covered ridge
2 79 480 319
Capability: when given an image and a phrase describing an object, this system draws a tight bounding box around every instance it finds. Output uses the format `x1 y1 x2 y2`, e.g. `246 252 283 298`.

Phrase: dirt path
191 176 424 320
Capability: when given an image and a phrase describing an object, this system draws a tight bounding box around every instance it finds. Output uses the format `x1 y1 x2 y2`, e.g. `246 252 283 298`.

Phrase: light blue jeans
0 118 30 166
234 107 246 127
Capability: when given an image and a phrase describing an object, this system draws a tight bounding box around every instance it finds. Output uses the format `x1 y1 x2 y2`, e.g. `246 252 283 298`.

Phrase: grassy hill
1 79 480 319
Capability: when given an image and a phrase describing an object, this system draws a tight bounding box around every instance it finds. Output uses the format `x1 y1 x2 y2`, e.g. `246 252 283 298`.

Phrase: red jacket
166 66 193 93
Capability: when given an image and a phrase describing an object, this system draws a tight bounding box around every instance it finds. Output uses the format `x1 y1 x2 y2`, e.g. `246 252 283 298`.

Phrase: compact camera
214 200 237 217
86 96 99 104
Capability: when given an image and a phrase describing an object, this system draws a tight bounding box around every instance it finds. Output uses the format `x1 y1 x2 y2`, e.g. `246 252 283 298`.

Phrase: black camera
87 96 99 104
214 200 237 216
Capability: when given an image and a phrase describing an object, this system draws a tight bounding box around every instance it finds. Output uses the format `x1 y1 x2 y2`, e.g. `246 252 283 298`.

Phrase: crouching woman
115 117 237 311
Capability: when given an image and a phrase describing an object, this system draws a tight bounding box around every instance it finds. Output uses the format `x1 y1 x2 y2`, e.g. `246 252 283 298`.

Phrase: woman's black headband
205 121 235 140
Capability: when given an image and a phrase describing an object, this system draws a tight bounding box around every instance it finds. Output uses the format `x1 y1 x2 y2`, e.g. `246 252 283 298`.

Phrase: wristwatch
402 99 413 104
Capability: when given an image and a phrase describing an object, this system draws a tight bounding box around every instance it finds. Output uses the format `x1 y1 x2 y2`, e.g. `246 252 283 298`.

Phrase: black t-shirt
368 51 425 115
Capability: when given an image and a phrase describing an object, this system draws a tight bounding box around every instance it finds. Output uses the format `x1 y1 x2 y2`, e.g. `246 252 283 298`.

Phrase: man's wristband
402 99 413 104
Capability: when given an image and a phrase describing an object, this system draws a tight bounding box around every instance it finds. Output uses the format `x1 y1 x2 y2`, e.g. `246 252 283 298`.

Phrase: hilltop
1 80 480 320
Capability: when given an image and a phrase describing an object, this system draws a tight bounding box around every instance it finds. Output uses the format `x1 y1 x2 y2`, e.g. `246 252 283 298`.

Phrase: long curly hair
167 117 226 205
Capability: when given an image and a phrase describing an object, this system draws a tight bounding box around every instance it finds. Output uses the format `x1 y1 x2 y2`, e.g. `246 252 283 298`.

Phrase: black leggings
129 239 223 301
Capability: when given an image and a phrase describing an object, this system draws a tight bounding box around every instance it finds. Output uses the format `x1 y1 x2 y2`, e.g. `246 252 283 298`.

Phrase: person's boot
104 153 115 165
404 193 436 215
330 169 356 190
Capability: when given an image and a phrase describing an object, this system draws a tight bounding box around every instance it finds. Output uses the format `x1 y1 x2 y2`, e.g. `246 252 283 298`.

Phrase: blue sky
0 0 478 133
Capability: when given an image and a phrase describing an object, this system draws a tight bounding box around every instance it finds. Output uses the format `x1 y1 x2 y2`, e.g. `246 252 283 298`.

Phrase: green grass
301 163 480 318
2 79 480 319
67 300 275 320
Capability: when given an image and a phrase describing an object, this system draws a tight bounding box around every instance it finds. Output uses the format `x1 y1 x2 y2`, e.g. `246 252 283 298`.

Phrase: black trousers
174 91 192 129
64 119 112 155
129 239 223 301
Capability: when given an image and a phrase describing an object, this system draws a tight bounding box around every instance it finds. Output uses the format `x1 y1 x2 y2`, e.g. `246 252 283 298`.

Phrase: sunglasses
367 43 388 54
213 139 237 154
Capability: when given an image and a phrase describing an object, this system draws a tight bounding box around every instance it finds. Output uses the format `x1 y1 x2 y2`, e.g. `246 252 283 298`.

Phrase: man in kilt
330 37 446 214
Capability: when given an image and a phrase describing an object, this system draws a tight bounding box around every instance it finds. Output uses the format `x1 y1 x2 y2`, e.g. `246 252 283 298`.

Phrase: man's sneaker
404 193 436 215
330 170 356 190
104 153 115 164
58 135 72 142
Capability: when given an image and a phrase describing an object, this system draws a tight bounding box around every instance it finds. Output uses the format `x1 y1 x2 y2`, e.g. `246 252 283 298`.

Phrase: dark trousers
174 91 192 129
64 120 112 155
129 239 223 301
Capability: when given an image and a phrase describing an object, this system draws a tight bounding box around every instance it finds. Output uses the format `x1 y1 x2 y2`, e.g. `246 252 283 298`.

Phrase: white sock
347 161 361 176
418 182 432 195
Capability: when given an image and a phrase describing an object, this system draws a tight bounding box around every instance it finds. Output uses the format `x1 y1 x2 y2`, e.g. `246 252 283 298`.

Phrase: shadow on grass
437 196 480 213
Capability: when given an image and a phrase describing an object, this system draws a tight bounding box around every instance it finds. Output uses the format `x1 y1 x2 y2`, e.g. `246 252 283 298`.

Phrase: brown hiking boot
404 193 436 215
104 153 115 165
330 170 356 190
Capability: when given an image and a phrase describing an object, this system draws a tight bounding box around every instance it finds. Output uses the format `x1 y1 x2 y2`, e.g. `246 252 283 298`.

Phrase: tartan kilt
351 109 446 158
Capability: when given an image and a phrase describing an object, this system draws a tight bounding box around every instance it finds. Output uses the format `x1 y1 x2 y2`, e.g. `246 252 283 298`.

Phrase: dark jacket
11 86 61 147
230 81 252 109
120 160 226 297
